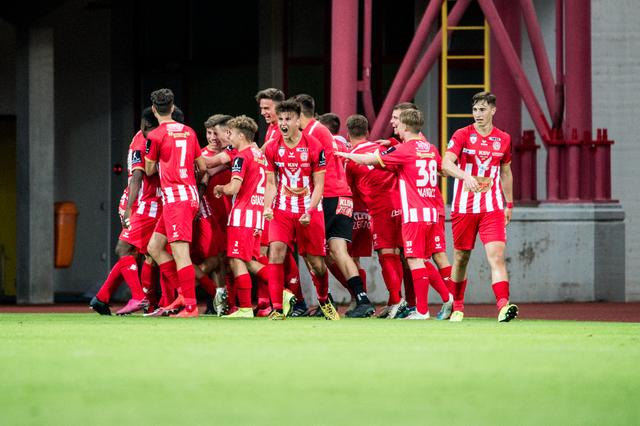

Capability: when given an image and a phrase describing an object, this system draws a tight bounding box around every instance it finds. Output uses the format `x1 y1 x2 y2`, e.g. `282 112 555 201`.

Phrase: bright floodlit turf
0 314 638 426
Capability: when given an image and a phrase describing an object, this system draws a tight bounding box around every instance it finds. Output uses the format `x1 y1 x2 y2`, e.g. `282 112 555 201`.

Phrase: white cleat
404 310 430 320
386 299 407 319
436 294 454 320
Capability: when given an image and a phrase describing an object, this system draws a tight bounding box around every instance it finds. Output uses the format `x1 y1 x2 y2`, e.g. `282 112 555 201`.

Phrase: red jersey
200 146 232 219
345 141 400 216
264 134 326 214
228 146 268 229
120 131 162 218
146 121 202 204
264 123 281 146
447 124 511 214
377 138 441 224
303 119 351 198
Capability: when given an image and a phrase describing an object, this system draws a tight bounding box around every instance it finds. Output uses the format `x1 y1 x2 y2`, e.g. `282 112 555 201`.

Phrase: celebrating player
337 109 453 320
441 91 517 322
144 88 206 317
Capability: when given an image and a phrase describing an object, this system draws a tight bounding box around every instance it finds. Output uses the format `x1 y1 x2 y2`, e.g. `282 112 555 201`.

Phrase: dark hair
293 94 315 117
398 109 424 133
393 101 418 111
204 114 233 129
150 88 174 115
318 113 341 135
141 107 158 128
228 115 259 142
255 88 285 103
276 99 301 116
472 91 496 106
172 106 185 123
346 114 369 138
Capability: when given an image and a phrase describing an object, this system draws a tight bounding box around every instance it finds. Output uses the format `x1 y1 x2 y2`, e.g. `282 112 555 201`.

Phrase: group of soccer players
90 86 518 322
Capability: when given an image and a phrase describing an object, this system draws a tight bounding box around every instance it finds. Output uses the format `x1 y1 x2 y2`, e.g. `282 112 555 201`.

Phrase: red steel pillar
564 0 592 200
330 0 358 132
490 0 522 200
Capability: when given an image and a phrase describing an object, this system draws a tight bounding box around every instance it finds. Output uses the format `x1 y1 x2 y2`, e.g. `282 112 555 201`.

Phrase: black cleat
290 300 310 317
90 296 112 316
345 302 375 318
204 298 216 315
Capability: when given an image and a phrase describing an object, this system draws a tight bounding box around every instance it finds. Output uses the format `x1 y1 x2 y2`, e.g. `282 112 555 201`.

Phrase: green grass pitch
0 314 638 425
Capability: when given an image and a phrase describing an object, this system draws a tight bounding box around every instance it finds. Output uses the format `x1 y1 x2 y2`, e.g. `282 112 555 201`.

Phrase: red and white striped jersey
227 146 268 229
264 134 326 214
145 121 202 205
376 138 441 224
119 131 162 218
447 124 512 214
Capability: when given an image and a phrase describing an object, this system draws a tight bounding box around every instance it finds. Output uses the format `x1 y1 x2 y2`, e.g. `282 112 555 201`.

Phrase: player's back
150 121 200 188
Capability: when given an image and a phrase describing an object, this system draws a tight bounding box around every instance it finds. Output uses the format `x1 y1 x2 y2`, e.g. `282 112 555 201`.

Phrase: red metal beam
360 0 376 124
520 0 557 120
369 0 442 139
554 0 564 128
564 0 591 139
478 0 551 143
330 0 358 129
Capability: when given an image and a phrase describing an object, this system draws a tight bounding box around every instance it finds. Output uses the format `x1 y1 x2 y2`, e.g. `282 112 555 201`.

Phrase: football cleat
449 311 464 322
344 300 357 316
163 294 185 314
223 307 254 318
377 305 390 318
386 299 407 320
116 298 149 316
290 300 309 317
282 290 297 317
171 306 199 318
255 306 271 317
267 310 286 320
404 310 430 320
498 303 519 322
143 307 169 317
436 294 454 320
89 296 112 316
214 288 229 317
395 305 414 319
346 302 375 318
319 301 340 320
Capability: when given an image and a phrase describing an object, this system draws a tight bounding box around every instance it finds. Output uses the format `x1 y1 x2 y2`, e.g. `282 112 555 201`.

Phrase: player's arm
205 151 231 172
122 169 143 228
215 176 242 197
335 150 378 166
263 172 277 220
441 151 480 192
299 170 325 226
145 158 158 176
500 162 514 225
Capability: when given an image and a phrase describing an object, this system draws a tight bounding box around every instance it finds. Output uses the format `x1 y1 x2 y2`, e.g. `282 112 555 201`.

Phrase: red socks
197 271 216 297
284 250 301 290
140 261 158 307
225 270 237 310
358 268 367 292
264 263 283 310
118 255 146 300
425 262 450 302
311 270 329 304
403 266 415 307
177 265 196 308
492 280 510 310
256 256 271 309
158 260 179 307
235 273 253 308
96 259 125 302
380 253 402 305
450 279 468 312
410 268 429 315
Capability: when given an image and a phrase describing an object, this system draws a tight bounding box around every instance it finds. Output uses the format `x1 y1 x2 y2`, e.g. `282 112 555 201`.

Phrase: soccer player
214 115 272 319
318 112 351 151
441 91 518 322
343 114 406 319
293 94 374 318
263 100 340 320
337 109 453 320
90 107 162 316
144 88 206 317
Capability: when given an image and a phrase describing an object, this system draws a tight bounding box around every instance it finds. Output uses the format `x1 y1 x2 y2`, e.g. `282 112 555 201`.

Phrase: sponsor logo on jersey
131 150 142 165
278 146 285 157
493 141 501 150
462 148 476 154
489 136 501 142
318 150 326 167
231 157 244 173
492 152 504 157
296 147 308 152
470 134 477 144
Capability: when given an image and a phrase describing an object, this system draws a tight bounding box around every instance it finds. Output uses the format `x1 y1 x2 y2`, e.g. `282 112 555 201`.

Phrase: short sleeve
191 133 201 159
130 139 145 171
502 133 512 164
145 136 160 162
377 142 412 168
264 143 276 173
312 144 327 173
446 128 466 158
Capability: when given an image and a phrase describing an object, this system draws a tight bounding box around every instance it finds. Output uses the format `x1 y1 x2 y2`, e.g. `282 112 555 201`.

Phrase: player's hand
376 139 391 146
463 175 480 192
122 208 132 229
299 213 311 226
263 207 274 221
504 207 512 226
334 151 348 159
214 185 225 198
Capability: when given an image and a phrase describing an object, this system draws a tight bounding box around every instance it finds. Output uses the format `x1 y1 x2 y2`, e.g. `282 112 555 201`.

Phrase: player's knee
454 250 471 265
307 257 326 276
115 241 134 258
268 245 286 264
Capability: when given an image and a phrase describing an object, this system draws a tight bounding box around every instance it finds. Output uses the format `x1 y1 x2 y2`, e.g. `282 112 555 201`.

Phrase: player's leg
449 212 479 321
169 240 198 316
146 230 180 314
267 241 287 314
304 253 339 320
404 257 430 320
327 237 373 317
223 257 254 318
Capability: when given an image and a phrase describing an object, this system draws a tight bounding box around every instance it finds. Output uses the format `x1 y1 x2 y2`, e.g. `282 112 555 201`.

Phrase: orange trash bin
54 202 79 268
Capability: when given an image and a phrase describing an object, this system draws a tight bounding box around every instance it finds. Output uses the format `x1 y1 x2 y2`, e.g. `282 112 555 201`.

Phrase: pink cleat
116 298 149 315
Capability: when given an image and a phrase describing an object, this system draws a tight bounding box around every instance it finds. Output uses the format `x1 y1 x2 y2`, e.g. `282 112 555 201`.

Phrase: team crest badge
493 141 501 150
470 134 477 144
278 146 285 157
300 152 308 161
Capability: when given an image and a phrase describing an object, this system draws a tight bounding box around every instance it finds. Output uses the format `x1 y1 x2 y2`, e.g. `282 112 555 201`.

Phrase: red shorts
349 211 372 258
260 219 270 247
402 221 436 259
451 210 506 251
153 200 199 243
119 212 159 254
371 209 403 251
269 209 326 257
191 215 221 263
432 215 447 254
227 226 261 262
